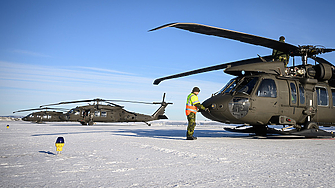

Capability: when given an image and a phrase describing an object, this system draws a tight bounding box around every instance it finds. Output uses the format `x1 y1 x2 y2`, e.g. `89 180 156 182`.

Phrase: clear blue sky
1 0 334 120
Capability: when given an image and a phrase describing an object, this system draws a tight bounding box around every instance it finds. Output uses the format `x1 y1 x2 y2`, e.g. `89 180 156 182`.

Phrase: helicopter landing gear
225 122 334 138
80 121 87 125
254 125 268 136
224 125 268 136
304 121 319 130
144 122 151 126
287 121 335 138
78 119 95 125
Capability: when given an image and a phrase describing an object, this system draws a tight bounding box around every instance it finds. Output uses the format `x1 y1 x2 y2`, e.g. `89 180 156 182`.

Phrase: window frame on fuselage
256 78 277 98
316 86 329 107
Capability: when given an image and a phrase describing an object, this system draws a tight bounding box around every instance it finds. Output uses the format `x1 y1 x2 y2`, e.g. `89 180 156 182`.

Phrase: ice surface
1 121 335 187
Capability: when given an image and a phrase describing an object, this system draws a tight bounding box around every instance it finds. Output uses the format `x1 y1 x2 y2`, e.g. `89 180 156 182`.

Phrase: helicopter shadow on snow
31 126 330 140
31 123 319 140
30 126 252 140
114 129 311 140
112 124 326 140
112 127 258 140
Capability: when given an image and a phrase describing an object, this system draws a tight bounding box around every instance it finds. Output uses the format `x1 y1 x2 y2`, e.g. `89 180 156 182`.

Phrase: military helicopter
40 93 172 126
150 23 335 137
13 107 68 123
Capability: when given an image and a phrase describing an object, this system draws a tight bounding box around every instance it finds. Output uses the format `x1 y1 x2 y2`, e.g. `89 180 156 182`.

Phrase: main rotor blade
13 107 67 113
41 98 106 107
322 48 335 53
153 55 273 85
149 23 299 54
103 101 124 108
106 99 154 105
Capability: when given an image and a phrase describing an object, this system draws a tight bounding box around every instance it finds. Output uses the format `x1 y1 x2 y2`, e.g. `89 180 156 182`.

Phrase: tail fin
152 93 173 119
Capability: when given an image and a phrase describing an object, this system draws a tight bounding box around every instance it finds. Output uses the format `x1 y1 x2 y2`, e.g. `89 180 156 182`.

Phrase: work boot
186 136 197 140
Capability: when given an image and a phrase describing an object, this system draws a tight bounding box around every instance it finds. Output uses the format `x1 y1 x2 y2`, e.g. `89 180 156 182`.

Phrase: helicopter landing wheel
254 125 268 136
304 121 319 130
80 121 87 125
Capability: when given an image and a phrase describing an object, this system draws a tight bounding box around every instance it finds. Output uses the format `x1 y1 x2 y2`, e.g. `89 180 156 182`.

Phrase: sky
1 0 335 120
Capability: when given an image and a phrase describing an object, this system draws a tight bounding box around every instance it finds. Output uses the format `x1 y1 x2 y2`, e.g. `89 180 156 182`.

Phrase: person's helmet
279 36 285 41
192 87 200 92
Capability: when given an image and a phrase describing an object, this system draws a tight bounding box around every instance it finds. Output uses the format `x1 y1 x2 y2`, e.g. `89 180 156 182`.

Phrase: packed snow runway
1 120 335 187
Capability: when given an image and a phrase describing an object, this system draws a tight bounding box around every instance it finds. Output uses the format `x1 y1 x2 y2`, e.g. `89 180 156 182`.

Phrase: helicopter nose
201 94 251 124
201 94 232 123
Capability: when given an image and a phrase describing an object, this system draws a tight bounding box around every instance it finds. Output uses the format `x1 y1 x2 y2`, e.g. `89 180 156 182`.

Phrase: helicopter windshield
233 77 258 95
217 77 240 94
68 109 80 115
218 77 258 95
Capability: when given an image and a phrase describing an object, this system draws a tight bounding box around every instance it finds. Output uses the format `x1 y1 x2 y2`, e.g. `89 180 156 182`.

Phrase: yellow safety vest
185 93 200 116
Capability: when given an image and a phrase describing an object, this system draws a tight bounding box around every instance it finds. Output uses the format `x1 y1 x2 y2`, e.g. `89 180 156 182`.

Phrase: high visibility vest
185 93 200 116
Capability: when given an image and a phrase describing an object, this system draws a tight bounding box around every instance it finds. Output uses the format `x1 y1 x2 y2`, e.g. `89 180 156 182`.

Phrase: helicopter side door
80 109 92 123
286 80 307 123
315 86 335 125
252 77 279 124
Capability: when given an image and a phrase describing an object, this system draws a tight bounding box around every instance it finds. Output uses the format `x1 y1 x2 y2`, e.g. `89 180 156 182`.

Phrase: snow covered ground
1 120 335 187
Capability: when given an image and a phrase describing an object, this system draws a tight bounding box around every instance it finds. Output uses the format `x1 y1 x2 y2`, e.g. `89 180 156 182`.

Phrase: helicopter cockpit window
69 109 80 115
299 84 305 104
218 77 238 94
95 111 100 117
290 83 297 104
332 89 335 107
316 87 328 106
101 111 107 117
257 79 277 98
233 77 258 95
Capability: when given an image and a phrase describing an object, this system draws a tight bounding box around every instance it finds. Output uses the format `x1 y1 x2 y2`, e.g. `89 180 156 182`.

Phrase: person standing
185 87 208 140
272 36 290 67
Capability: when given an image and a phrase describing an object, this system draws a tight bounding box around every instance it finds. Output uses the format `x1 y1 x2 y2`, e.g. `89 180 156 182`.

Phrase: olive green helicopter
39 93 172 126
13 107 67 123
150 23 335 137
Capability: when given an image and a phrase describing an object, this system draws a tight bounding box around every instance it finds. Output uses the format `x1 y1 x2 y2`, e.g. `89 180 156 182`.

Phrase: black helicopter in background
39 93 172 126
13 107 67 123
14 93 172 125
150 23 335 137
